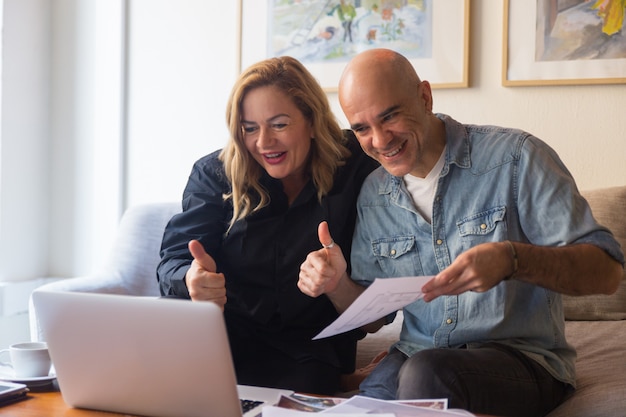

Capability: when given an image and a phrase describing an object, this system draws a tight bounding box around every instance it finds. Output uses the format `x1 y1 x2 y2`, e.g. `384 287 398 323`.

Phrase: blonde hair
220 56 350 231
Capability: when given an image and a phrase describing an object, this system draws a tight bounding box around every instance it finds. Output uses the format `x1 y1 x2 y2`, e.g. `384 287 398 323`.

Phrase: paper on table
262 406 395 417
313 276 433 340
320 396 475 416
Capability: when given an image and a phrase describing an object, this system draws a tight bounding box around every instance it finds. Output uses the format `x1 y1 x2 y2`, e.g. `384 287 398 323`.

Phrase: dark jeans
360 344 573 417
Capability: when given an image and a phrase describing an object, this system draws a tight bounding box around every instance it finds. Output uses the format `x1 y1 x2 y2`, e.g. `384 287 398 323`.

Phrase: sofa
30 186 626 417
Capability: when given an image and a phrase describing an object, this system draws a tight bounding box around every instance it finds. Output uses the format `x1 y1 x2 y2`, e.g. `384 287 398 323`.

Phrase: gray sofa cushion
546 320 626 417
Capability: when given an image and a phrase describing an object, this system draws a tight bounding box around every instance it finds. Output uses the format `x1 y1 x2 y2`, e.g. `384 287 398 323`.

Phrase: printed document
313 276 432 340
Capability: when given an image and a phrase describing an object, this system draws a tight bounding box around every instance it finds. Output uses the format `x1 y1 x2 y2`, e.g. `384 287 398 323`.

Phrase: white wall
125 0 238 208
0 0 624 285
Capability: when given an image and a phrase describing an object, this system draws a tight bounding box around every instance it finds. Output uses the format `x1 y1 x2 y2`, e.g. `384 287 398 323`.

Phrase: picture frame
503 0 626 86
238 0 469 91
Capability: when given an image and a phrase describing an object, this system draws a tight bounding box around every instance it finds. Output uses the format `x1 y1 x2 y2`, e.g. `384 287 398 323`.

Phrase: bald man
298 49 623 416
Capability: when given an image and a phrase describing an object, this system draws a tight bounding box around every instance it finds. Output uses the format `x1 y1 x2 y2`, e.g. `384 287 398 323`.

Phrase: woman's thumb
188 240 217 272
318 221 335 249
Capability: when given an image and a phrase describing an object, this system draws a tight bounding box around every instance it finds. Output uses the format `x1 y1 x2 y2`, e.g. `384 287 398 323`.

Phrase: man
298 48 624 417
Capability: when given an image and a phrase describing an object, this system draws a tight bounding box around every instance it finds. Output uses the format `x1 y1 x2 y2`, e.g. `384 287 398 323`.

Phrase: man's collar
436 113 470 173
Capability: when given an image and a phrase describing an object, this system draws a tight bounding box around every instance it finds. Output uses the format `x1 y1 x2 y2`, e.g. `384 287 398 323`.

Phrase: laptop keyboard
240 398 264 413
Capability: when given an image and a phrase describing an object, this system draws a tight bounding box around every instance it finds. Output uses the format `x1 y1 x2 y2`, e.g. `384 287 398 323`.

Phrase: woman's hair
220 56 350 230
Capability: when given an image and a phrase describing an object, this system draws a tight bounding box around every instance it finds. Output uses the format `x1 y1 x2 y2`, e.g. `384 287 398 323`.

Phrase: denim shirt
351 114 624 387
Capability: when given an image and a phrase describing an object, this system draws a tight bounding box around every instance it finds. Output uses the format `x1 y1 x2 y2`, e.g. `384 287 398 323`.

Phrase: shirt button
390 249 396 256
446 318 453 324
480 223 487 230
436 239 443 245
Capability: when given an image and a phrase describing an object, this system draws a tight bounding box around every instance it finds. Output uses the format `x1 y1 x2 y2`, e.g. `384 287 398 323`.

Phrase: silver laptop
32 290 292 417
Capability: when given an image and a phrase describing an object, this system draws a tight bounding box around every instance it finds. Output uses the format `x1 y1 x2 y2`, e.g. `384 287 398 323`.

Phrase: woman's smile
262 151 287 164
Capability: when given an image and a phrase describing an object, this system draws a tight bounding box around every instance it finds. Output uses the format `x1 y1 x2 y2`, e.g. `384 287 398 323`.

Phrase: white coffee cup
0 342 52 378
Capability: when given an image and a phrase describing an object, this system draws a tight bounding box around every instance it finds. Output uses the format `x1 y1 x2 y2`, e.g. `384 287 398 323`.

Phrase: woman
157 56 378 394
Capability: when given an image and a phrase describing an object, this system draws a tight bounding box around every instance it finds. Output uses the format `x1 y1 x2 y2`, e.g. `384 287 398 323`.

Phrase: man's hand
186 240 227 310
422 241 622 301
421 242 514 302
298 221 348 298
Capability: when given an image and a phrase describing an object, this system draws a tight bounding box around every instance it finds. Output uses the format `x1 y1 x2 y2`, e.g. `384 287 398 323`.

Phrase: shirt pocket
456 206 507 250
371 235 423 277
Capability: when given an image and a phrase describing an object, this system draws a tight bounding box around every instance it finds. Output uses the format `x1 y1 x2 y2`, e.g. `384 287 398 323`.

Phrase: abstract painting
268 0 433 64
504 0 626 86
240 0 469 90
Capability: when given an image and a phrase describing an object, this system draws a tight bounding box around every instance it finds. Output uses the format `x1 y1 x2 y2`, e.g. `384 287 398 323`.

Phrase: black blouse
157 131 378 373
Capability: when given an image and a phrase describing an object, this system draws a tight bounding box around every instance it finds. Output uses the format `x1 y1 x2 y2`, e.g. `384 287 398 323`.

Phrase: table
1 382 498 416
1 382 117 416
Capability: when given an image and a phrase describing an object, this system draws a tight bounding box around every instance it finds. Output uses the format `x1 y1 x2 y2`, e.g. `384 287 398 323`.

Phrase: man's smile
381 140 406 158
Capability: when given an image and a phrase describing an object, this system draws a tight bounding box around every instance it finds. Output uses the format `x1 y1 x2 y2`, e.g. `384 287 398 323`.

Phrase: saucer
0 368 56 387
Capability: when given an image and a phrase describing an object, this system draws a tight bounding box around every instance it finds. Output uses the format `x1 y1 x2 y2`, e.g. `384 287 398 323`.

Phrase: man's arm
512 242 622 295
421 241 623 302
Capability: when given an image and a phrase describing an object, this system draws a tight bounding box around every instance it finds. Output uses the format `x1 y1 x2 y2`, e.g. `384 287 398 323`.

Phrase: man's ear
419 80 434 113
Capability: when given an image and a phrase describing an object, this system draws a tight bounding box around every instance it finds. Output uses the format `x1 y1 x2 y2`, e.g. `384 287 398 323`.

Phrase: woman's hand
185 240 227 310
298 221 348 298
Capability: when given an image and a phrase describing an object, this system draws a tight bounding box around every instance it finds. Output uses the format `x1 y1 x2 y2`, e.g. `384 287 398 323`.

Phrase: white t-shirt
403 148 446 223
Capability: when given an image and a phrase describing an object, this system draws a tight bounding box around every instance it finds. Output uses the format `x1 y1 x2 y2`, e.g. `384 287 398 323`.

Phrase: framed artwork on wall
238 0 469 91
503 0 626 86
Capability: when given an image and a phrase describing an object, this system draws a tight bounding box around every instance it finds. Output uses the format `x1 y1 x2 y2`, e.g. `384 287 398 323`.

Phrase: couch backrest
562 186 626 320
101 202 181 296
128 192 624 316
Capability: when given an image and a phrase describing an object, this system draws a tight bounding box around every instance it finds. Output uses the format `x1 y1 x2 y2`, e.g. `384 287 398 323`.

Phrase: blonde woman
158 56 378 394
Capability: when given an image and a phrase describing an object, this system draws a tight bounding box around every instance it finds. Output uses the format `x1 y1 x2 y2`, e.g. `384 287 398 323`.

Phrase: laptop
32 290 293 417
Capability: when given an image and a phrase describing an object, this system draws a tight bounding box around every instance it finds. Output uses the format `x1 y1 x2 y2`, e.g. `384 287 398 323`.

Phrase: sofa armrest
28 274 135 341
29 202 181 341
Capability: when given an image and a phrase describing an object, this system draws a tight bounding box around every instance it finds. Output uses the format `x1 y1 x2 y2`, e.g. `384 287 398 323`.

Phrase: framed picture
503 0 626 86
238 0 469 91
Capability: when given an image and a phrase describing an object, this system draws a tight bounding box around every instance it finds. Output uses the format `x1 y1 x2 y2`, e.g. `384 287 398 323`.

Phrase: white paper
321 396 475 416
264 394 474 417
262 406 394 416
313 276 432 340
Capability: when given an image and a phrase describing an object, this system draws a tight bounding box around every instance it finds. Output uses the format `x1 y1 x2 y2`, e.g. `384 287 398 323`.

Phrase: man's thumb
188 240 217 272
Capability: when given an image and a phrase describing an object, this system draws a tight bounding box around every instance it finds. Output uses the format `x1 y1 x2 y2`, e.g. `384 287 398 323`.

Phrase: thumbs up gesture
298 221 348 298
186 240 227 310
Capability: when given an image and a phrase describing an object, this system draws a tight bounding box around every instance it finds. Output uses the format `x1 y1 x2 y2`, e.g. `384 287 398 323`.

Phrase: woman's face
241 85 313 185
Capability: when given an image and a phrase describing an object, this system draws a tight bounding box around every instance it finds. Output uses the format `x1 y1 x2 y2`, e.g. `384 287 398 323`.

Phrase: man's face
340 79 435 178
